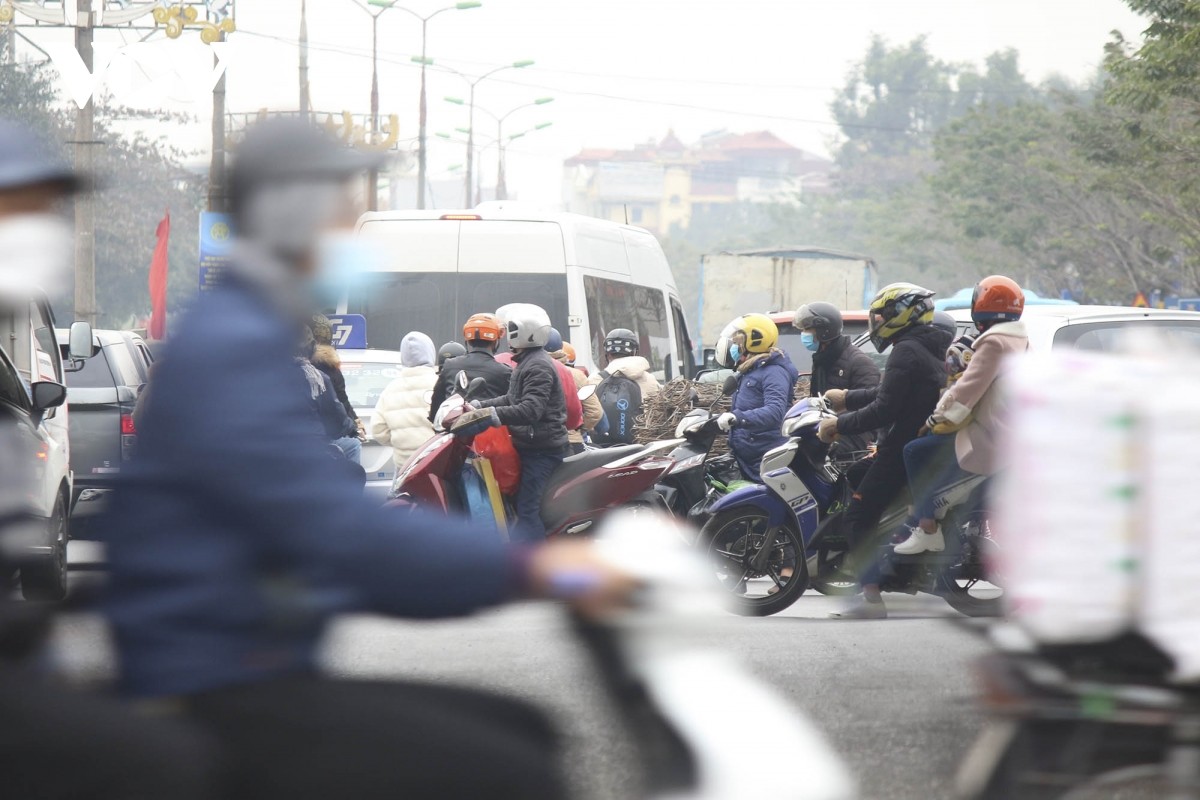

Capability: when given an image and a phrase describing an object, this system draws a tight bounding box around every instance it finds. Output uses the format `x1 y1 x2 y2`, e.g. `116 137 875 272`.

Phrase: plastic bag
472 425 521 496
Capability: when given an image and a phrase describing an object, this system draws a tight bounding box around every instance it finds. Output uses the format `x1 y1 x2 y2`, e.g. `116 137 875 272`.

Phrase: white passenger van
343 207 696 379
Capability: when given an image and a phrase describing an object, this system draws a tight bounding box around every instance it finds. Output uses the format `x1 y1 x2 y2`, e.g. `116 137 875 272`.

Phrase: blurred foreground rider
101 119 633 800
0 118 215 800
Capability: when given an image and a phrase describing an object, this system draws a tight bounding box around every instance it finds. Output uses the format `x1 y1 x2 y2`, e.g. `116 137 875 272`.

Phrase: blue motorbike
700 396 1000 618
698 398 842 616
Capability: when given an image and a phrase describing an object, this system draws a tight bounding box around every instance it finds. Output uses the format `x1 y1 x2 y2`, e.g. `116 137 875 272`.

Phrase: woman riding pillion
713 314 799 483
819 283 950 619
896 275 1029 554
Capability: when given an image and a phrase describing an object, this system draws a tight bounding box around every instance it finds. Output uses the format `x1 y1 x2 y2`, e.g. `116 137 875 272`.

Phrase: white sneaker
893 525 945 555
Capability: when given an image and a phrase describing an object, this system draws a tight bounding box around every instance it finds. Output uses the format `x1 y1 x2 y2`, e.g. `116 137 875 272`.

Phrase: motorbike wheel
808 511 858 597
940 514 1004 618
701 508 809 617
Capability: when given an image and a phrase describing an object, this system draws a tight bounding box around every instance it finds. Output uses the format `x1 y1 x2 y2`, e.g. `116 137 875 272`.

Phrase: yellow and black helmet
715 313 778 368
868 283 935 351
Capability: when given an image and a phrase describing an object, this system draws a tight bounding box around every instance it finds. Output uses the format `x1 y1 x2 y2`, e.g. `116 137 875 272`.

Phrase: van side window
669 297 695 379
584 276 670 374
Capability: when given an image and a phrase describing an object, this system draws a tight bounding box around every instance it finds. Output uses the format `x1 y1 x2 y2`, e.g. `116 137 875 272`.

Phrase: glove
450 406 500 436
817 417 839 444
716 412 738 432
469 400 482 410
825 389 848 412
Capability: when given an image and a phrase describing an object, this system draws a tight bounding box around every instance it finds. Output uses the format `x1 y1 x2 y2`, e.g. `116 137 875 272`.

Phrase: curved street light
358 0 481 209
445 97 553 200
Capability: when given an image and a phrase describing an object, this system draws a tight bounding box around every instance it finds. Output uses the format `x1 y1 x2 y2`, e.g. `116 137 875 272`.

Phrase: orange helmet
561 341 577 365
463 312 504 344
971 275 1024 328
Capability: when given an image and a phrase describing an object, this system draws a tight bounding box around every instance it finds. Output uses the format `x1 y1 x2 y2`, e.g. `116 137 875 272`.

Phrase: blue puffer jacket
101 269 517 699
728 350 799 481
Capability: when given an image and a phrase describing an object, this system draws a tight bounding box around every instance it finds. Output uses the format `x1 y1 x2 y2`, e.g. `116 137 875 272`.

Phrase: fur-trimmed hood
311 343 340 371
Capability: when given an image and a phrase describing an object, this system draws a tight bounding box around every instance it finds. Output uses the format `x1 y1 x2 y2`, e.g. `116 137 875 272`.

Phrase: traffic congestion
5 1 1200 798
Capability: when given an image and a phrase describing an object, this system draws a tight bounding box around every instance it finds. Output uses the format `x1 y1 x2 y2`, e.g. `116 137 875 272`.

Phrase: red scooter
391 376 678 537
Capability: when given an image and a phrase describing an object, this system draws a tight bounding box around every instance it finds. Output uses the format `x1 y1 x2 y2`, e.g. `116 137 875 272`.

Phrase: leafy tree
0 61 203 329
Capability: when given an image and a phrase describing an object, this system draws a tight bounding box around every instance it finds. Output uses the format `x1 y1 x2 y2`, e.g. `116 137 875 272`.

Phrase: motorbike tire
939 513 1004 618
808 510 858 597
700 508 809 617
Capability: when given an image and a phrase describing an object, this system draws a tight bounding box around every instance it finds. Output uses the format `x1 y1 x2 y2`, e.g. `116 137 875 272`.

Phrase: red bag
472 425 522 495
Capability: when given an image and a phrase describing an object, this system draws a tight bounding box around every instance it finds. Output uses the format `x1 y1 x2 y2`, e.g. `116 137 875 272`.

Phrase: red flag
148 210 170 340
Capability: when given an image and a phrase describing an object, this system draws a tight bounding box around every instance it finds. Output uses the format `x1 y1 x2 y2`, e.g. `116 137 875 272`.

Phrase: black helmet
436 341 466 370
794 302 843 343
604 328 638 357
932 310 957 338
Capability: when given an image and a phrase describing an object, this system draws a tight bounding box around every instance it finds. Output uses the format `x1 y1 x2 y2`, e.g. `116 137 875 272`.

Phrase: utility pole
464 83 475 207
496 120 507 202
208 31 227 213
416 18 428 210
366 15 380 211
299 0 310 121
73 0 96 326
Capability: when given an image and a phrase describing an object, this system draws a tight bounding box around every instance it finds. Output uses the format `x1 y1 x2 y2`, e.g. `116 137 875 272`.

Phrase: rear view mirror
722 374 739 397
456 370 470 393
466 376 486 399
578 384 596 402
30 381 66 420
68 321 93 361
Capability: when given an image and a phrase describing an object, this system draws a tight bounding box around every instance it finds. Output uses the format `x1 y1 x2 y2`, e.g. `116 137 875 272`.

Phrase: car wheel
21 496 69 602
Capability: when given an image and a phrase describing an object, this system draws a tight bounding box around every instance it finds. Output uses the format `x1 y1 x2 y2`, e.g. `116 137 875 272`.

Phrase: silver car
338 348 412 502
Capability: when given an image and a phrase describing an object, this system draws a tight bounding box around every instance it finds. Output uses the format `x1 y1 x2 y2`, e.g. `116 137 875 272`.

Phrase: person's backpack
593 370 642 445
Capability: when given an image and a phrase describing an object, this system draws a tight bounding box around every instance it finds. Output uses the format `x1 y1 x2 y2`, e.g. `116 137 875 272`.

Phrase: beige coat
551 351 603 442
588 355 661 400
929 321 1028 475
370 366 437 469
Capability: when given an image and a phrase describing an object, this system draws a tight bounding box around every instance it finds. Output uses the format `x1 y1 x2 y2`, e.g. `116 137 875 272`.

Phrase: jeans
903 433 969 523
334 436 361 464
186 674 566 800
513 447 566 541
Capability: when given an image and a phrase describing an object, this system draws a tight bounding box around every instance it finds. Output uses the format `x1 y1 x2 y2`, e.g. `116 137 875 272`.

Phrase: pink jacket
929 321 1028 475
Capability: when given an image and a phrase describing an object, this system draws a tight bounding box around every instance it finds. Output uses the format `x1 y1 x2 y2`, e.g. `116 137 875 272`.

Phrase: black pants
843 450 908 587
0 665 215 800
187 674 567 800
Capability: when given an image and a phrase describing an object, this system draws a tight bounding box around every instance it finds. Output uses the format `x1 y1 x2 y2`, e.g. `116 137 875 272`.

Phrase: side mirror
702 347 717 371
455 370 470 393
578 384 596 402
30 381 67 422
68 321 93 361
466 376 487 399
687 388 700 407
722 374 739 397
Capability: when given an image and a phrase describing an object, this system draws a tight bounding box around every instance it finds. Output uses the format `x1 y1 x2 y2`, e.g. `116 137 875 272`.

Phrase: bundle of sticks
632 375 813 458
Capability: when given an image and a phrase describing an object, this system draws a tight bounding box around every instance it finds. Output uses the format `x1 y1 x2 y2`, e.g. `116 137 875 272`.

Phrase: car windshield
341 361 404 412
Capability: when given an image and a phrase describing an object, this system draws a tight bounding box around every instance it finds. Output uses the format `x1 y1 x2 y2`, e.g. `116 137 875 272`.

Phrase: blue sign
327 314 367 349
1178 298 1200 312
199 211 234 291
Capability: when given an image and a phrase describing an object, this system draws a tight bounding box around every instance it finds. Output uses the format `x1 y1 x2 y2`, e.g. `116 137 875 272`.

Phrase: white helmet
496 302 552 350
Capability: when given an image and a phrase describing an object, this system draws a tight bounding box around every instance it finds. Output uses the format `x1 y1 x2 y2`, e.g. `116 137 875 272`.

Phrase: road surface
53 557 990 800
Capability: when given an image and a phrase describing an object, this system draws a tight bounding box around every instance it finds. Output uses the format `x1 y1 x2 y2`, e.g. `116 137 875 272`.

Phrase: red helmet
463 312 504 344
971 275 1024 328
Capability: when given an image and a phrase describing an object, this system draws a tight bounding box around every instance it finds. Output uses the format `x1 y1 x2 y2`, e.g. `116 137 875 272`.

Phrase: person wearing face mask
796 302 881 458
99 119 636 800
0 119 216 800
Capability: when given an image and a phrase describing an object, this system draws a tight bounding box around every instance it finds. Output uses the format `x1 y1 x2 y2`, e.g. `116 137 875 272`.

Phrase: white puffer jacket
371 333 438 469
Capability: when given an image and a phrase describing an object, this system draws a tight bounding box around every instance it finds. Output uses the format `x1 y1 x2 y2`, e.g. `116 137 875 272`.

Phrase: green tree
0 61 204 328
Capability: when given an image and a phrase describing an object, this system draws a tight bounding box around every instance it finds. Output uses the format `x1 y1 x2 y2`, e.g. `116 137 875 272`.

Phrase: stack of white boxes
996 347 1200 682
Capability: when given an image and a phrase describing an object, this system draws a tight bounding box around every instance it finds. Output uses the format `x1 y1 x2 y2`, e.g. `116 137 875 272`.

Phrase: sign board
198 212 234 291
1178 298 1200 312
327 314 367 349
1132 291 1150 309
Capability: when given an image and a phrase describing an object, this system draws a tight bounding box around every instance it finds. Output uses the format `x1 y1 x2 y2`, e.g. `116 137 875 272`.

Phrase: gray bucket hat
0 119 84 193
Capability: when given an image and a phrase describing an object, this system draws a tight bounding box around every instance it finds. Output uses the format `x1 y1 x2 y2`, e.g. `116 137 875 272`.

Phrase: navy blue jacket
101 275 517 698
729 350 799 481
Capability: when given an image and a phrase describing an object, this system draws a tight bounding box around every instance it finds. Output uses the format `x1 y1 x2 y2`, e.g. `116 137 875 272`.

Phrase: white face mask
0 214 74 300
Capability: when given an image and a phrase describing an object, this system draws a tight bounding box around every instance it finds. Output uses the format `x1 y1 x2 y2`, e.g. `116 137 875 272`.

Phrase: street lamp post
436 119 551 203
362 0 480 210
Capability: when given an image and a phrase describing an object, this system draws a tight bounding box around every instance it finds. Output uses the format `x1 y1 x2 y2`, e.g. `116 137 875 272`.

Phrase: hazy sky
25 0 1147 206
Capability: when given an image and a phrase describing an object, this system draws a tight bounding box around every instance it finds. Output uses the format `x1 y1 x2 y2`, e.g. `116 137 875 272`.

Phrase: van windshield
347 272 570 353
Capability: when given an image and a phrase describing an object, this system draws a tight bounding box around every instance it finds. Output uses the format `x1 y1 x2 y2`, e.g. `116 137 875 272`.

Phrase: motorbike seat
545 445 644 496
